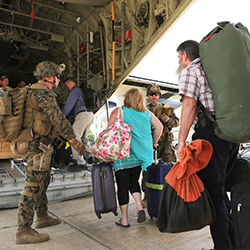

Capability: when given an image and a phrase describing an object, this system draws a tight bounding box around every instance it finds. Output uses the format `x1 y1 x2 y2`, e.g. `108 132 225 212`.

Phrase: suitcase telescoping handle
153 145 158 165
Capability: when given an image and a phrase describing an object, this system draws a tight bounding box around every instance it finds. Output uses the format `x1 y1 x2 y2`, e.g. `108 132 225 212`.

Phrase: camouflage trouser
17 140 51 228
158 141 177 163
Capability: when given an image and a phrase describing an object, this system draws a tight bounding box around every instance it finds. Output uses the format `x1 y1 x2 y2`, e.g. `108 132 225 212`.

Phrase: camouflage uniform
141 84 179 207
141 102 179 201
17 87 76 228
15 61 85 244
147 102 179 162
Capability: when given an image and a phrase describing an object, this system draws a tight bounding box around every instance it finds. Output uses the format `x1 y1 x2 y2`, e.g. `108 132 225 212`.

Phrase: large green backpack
199 21 250 143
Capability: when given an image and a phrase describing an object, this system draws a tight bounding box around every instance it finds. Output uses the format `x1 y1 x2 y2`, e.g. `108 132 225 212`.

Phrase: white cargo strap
10 141 29 155
10 142 19 155
17 141 29 154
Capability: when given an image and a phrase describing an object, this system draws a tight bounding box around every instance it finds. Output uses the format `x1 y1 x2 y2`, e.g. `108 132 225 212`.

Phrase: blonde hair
124 88 147 112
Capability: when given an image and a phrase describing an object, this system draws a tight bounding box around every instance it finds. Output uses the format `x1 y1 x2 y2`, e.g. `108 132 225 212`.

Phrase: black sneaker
86 156 93 164
50 161 65 169
68 158 77 166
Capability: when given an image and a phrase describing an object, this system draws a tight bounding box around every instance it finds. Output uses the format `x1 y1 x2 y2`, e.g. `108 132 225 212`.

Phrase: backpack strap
117 106 124 121
197 100 223 135
28 83 57 97
197 99 215 123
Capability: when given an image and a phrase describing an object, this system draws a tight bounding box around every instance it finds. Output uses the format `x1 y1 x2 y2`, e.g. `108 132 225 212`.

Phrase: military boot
15 226 49 244
35 212 61 228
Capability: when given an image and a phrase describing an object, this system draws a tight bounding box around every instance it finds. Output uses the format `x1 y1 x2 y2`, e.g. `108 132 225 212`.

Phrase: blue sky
132 0 250 85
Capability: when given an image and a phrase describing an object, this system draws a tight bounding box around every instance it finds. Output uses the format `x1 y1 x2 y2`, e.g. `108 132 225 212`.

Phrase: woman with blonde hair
107 88 163 227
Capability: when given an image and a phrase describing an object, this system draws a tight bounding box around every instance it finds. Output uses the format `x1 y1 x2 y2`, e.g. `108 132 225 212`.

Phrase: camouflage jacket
147 103 179 134
23 83 75 141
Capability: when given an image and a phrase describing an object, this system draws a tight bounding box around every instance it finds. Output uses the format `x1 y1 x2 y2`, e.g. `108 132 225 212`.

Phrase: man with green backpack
176 40 239 250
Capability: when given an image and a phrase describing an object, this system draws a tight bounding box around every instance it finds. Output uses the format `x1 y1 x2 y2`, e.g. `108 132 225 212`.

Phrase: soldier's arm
165 112 179 128
34 90 75 141
150 111 163 147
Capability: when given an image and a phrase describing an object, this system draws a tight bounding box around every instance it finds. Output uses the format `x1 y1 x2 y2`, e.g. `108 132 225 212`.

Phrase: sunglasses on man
149 93 159 96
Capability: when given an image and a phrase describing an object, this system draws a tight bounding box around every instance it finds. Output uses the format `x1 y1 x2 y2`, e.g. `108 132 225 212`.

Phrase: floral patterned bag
91 107 132 162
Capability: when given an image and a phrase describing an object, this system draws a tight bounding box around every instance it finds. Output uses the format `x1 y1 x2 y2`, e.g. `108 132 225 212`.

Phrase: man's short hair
177 40 199 61
64 77 75 84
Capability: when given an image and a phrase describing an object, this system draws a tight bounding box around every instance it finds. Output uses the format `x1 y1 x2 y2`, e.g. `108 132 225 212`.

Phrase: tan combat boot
15 226 49 244
35 212 61 228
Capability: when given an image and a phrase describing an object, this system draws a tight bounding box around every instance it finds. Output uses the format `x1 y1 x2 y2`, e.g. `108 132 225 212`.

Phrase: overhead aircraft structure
0 0 194 107
0 0 195 207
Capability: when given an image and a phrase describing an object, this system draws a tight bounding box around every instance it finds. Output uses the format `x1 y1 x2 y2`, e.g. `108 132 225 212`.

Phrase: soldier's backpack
0 86 33 158
0 84 55 143
0 86 33 142
199 21 250 143
80 85 102 113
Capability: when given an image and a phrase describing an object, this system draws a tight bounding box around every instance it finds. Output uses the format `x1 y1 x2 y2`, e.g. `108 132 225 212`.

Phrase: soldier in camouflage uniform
141 84 179 207
147 84 179 162
15 61 86 244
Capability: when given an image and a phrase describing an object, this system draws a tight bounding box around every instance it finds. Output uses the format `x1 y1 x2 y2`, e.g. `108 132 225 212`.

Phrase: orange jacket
165 139 213 202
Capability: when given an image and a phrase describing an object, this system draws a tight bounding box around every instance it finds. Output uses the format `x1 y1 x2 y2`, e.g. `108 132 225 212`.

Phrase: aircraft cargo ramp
0 193 213 250
0 159 92 209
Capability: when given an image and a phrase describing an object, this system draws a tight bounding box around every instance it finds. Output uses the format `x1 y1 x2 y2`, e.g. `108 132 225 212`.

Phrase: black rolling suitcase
226 156 250 191
92 163 118 219
231 182 250 250
146 149 173 219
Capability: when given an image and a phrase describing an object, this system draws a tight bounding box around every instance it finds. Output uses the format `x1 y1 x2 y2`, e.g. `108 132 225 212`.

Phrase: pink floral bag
91 107 132 162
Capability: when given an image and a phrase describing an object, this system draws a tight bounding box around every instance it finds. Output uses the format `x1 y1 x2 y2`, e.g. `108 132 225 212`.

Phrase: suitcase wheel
96 212 102 219
113 210 118 216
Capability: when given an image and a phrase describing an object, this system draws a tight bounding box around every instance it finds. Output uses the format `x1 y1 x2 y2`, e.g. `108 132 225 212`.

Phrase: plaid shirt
178 58 215 125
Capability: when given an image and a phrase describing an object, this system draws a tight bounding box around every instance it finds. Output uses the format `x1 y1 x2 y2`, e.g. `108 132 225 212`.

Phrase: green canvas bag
199 21 250 143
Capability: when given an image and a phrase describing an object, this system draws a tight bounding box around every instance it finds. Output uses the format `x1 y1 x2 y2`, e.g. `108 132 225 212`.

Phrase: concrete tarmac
0 193 213 250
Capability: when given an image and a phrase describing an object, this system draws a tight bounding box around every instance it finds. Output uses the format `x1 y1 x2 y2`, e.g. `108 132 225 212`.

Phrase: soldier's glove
160 114 169 123
71 139 86 156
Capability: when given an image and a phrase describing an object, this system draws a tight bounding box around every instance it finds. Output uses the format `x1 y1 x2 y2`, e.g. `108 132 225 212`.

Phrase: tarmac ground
0 192 213 250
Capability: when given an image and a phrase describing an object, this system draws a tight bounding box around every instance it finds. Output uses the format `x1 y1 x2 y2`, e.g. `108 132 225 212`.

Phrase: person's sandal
115 219 130 228
137 210 146 223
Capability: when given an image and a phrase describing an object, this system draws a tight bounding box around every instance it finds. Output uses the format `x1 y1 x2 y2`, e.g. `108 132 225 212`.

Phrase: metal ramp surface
0 159 92 208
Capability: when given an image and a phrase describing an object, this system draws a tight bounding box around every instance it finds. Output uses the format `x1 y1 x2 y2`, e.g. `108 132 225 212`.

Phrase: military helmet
33 61 65 77
146 84 161 96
